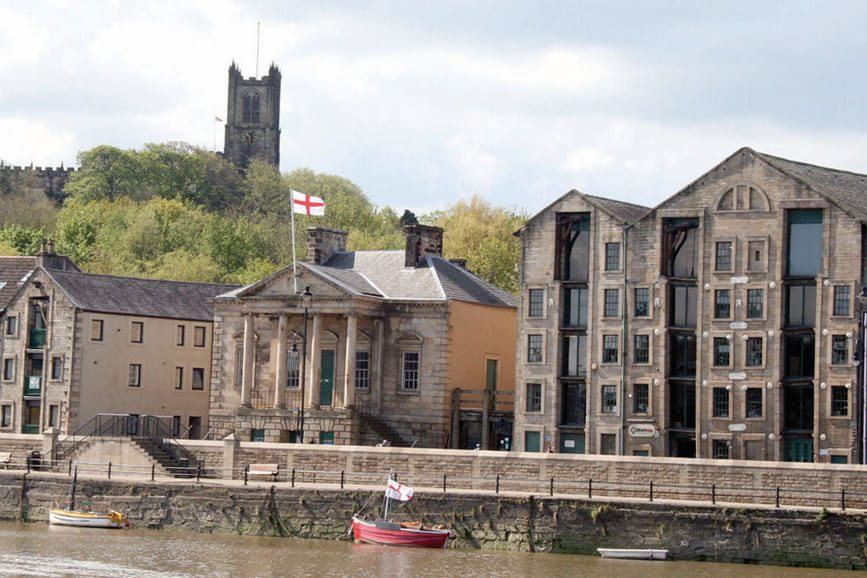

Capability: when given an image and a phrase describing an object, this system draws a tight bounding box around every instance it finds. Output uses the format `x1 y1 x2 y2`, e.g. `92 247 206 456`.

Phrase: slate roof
45 269 237 321
0 256 37 310
298 251 517 308
520 189 651 233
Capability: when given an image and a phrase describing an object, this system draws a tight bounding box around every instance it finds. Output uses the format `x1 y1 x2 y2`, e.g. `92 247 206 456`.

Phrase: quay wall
0 471 865 570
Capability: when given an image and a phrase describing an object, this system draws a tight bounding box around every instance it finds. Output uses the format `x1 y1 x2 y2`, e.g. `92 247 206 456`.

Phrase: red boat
351 516 450 548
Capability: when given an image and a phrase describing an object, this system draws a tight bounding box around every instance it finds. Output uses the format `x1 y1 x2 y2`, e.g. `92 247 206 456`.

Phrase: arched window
242 91 260 123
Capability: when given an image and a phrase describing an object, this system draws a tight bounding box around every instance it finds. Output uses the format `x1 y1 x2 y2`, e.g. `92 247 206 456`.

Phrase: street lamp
299 286 313 443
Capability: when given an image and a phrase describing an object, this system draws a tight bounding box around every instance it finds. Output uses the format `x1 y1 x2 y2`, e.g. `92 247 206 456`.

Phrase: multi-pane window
831 386 849 417
527 334 543 363
663 218 699 278
2 358 13 381
713 337 730 367
784 332 815 378
714 289 730 319
746 337 763 367
833 286 851 316
713 387 730 418
176 325 185 346
601 385 617 414
605 242 620 271
4 316 16 336
786 284 816 327
401 352 420 391
528 289 544 317
130 321 144 343
50 357 62 380
747 288 764 319
193 326 207 348
713 440 730 459
670 284 697 327
600 433 617 455
602 335 619 364
129 364 142 387
556 213 590 282
634 287 650 317
526 383 542 412
563 287 588 327
633 384 649 414
355 351 370 389
287 350 300 389
746 387 763 418
603 288 619 318
242 91 260 123
192 368 205 390
633 335 650 364
831 335 849 365
175 367 184 390
787 209 822 277
561 382 587 426
91 319 104 341
715 241 732 271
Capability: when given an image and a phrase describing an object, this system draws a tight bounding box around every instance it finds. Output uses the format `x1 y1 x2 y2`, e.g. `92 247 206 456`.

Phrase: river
0 521 850 577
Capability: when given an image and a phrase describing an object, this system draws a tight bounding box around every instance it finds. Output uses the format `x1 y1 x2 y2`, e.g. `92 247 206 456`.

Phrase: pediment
237 265 350 301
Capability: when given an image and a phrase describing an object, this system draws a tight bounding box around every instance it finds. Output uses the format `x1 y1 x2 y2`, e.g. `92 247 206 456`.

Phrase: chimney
306 227 348 265
404 223 444 267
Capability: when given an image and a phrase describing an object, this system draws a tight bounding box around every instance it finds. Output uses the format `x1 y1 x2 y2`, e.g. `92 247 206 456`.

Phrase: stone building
514 147 865 463
0 261 234 437
208 225 518 448
222 62 281 169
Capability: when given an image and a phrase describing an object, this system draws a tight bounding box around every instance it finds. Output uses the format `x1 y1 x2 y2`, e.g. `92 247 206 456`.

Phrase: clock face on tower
243 130 258 144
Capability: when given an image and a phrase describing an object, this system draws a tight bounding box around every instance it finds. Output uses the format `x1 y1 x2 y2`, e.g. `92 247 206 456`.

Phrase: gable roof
520 189 651 234
0 256 37 310
44 269 237 321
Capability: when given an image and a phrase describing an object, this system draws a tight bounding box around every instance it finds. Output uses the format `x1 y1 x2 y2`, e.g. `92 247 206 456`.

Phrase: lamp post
299 286 312 443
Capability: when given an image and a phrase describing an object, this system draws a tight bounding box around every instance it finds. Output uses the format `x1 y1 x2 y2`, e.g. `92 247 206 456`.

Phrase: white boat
597 548 668 560
49 508 128 528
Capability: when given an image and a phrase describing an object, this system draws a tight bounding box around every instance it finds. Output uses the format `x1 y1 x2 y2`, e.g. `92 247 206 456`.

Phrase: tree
64 146 143 202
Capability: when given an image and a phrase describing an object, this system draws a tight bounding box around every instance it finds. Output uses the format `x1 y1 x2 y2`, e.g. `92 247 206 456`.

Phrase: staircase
131 437 198 478
356 413 412 447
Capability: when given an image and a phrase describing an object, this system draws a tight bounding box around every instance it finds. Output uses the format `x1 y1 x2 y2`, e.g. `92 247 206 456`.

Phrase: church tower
223 62 281 169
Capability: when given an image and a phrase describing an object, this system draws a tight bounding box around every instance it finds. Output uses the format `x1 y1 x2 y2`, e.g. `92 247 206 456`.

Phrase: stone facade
222 62 281 169
514 148 864 463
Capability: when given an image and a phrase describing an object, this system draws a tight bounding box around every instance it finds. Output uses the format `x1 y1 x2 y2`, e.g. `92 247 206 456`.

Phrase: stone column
308 313 322 408
274 314 288 408
222 432 240 480
343 314 357 408
241 313 254 407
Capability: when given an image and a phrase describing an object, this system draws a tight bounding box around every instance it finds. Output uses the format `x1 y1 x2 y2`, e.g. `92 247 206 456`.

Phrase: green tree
64 146 143 202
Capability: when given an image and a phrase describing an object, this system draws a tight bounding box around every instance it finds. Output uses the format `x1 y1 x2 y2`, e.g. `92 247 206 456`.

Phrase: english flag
215 116 223 122
292 189 325 216
385 477 413 501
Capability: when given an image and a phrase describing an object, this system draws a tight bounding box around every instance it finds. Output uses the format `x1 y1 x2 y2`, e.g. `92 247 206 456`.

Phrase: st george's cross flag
385 477 413 501
292 190 325 216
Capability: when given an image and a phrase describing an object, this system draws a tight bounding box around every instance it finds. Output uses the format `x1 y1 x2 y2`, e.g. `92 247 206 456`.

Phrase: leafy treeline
0 142 525 292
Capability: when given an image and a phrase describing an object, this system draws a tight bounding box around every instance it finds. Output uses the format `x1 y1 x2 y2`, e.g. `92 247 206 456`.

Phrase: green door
319 350 334 406
560 432 585 454
784 438 813 462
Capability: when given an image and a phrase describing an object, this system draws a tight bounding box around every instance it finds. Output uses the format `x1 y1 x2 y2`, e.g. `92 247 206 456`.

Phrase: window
714 289 730 319
1 406 11 428
831 335 849 365
287 350 301 389
4 316 16 337
784 332 815 378
605 242 620 271
130 321 144 343
633 335 650 364
670 284 698 327
746 387 763 418
234 346 244 389
175 367 184 390
129 364 142 387
561 382 586 426
663 217 699 278
634 287 650 317
2 358 14 381
528 289 544 317
90 319 104 341
669 381 696 429
242 91 260 123
833 286 851 317
715 241 732 271
602 335 619 364
786 284 816 327
713 387 730 418
713 337 730 367
355 351 370 389
526 383 542 412
747 288 764 319
786 209 822 277
563 287 588 327
784 385 814 431
193 326 207 348
525 431 541 452
50 357 63 380
556 213 590 282
745 337 763 367
192 368 204 390
670 333 697 377
48 405 59 428
600 433 617 455
712 440 730 459
401 352 420 391
831 386 849 417
633 384 649 414
176 325 185 346
172 416 182 437
527 334 543 363
561 335 587 377
747 240 766 272
601 385 617 414
603 288 619 318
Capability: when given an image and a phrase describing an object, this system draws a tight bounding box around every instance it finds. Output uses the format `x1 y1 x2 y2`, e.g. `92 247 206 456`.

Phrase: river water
0 521 850 577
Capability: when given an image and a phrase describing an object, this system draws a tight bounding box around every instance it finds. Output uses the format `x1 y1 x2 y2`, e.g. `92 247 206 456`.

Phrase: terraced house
514 147 865 463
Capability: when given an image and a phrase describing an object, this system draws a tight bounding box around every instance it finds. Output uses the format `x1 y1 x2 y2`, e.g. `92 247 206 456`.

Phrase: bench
246 463 279 481
0 452 11 469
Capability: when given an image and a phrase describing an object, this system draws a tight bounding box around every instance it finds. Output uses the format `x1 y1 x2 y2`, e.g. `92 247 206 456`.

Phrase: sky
1 1 866 216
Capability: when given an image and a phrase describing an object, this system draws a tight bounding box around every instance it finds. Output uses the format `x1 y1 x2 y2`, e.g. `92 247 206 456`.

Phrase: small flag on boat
385 477 413 501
